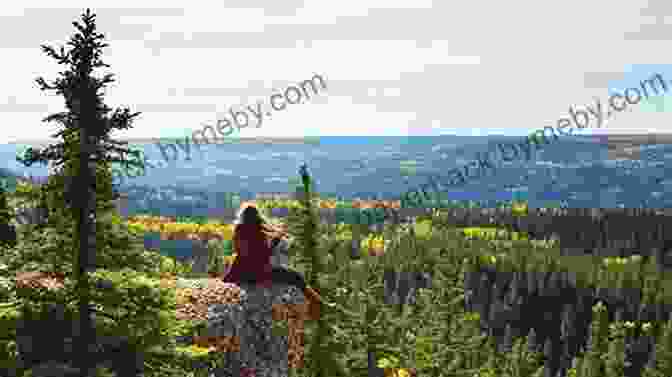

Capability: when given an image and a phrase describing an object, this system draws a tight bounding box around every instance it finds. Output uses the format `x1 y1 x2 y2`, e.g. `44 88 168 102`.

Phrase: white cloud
1 0 671 143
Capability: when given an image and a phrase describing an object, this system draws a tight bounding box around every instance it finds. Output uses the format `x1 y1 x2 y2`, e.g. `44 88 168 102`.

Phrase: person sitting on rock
222 204 337 319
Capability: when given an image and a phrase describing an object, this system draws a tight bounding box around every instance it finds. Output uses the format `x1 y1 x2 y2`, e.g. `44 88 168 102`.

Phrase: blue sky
594 63 672 134
2 3 672 144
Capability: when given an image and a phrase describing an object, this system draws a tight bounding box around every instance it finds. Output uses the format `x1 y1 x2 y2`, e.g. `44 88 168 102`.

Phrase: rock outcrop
195 282 309 377
12 270 309 377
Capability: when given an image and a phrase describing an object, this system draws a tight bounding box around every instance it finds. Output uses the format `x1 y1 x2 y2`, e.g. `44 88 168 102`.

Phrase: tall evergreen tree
0 184 17 248
16 8 143 376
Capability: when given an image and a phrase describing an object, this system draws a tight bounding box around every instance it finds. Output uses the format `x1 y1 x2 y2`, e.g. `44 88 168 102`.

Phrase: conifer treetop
17 8 142 175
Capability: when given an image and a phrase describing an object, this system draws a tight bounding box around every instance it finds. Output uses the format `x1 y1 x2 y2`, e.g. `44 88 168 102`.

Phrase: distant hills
571 133 672 160
0 167 49 192
5 132 672 167
0 168 23 192
5 136 321 147
0 167 18 180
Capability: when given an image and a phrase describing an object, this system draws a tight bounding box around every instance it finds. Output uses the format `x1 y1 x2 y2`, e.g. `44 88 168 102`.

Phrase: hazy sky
2 1 672 144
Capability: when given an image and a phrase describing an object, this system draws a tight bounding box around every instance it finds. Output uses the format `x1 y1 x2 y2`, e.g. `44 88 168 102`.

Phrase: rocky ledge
12 272 309 377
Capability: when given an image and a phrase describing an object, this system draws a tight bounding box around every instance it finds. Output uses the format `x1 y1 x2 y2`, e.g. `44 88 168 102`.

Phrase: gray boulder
203 282 308 377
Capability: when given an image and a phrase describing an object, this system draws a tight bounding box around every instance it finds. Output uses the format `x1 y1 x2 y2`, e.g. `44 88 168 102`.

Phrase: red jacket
222 223 273 287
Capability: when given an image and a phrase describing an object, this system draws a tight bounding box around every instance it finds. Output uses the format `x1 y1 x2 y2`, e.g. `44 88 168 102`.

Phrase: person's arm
262 223 287 239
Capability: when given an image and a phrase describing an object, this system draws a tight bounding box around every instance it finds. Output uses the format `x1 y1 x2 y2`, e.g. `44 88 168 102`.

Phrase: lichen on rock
202 282 308 377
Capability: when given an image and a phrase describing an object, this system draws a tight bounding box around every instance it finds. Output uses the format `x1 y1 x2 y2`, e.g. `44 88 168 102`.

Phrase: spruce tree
0 184 16 248
16 8 143 376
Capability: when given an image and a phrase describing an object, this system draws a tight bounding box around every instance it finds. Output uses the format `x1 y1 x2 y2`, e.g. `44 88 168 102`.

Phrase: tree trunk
75 126 95 377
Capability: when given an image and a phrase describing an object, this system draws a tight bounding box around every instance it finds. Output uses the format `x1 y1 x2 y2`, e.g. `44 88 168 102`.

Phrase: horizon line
5 132 672 146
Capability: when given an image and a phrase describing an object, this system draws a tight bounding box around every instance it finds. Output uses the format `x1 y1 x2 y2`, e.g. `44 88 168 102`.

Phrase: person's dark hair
239 205 265 227
235 205 283 242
